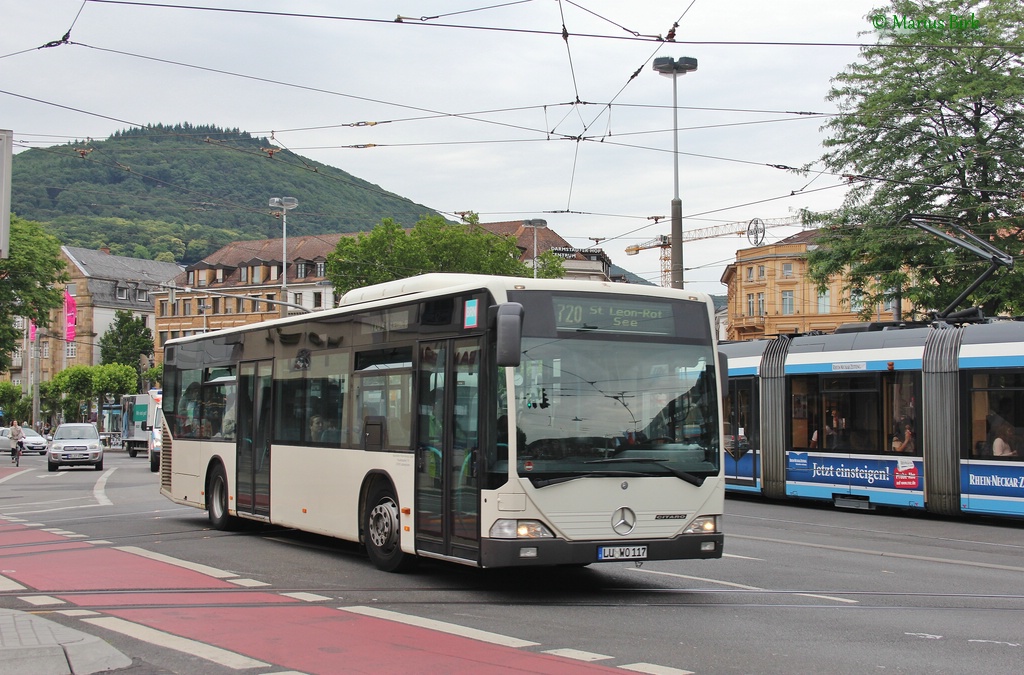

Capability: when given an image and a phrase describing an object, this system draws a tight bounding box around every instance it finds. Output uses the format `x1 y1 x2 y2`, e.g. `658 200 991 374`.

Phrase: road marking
723 553 763 560
543 648 613 661
731 533 1024 573
619 663 695 675
630 568 858 604
83 616 269 670
115 546 239 579
281 592 332 602
0 575 27 591
19 595 65 606
340 606 540 648
228 578 270 587
94 467 116 506
56 609 101 617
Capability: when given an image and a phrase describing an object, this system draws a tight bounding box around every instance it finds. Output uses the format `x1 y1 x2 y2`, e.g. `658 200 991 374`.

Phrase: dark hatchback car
48 423 104 471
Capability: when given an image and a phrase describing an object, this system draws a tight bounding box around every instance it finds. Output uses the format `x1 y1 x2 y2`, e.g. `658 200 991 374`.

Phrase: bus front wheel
207 464 234 530
364 484 415 573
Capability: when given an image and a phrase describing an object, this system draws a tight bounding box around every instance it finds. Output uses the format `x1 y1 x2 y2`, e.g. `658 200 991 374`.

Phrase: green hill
11 123 440 265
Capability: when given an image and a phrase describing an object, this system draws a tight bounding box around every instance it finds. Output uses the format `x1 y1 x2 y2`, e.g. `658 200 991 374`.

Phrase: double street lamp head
652 56 698 77
269 197 298 211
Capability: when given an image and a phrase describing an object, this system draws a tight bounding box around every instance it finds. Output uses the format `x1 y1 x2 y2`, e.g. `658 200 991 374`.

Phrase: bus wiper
585 457 706 487
532 471 647 487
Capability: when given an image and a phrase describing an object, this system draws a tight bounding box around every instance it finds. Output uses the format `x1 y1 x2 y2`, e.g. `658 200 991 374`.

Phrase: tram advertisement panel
786 452 923 506
962 463 1024 516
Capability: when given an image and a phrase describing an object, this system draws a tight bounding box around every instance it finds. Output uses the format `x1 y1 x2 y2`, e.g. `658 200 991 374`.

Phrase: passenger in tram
991 422 1018 457
309 415 324 442
891 419 915 454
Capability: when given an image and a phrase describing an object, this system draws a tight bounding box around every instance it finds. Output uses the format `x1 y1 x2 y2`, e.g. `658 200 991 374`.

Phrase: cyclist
9 420 26 465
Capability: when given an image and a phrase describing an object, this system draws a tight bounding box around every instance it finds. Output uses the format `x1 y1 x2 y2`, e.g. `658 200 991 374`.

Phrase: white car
48 423 104 471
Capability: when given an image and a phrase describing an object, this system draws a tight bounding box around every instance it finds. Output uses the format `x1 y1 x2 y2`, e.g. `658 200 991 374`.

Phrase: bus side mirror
495 302 524 367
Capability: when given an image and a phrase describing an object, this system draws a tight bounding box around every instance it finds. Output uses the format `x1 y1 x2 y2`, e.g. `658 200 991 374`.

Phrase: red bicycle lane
1 520 622 674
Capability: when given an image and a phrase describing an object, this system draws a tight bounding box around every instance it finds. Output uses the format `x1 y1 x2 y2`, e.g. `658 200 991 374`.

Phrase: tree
0 216 68 372
0 381 26 424
804 0 1024 318
52 365 95 423
326 216 563 294
100 310 155 390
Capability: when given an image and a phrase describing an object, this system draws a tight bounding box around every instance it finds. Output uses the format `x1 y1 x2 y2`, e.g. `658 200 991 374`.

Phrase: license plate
598 545 648 561
68 453 87 459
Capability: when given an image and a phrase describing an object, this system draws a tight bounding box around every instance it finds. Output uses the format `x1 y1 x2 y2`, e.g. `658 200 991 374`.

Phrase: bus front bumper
479 533 724 568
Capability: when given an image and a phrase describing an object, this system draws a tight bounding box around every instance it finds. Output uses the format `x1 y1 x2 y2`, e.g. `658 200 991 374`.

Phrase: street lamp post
652 56 697 289
269 197 298 318
523 219 547 278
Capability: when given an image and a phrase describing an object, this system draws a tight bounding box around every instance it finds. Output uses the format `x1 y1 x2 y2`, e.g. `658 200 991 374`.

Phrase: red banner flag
65 289 77 342
29 321 36 342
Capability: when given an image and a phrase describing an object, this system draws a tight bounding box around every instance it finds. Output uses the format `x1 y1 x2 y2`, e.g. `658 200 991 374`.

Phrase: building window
781 290 795 315
782 263 793 277
216 268 224 282
817 289 831 314
41 341 49 358
251 298 260 313
313 292 323 309
187 271 194 285
117 287 128 300
850 289 865 313
758 265 765 279
66 283 76 296
212 297 221 313
183 300 192 316
67 342 77 358
236 297 244 313
240 267 248 282
316 262 326 277
14 316 24 329
292 292 302 307
747 294 754 316
746 267 753 281
757 292 765 316
159 331 168 346
253 267 263 284
297 262 308 278
137 289 148 302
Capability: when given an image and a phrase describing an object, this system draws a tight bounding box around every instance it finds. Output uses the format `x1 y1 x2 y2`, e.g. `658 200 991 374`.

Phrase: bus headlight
683 515 720 534
489 519 555 539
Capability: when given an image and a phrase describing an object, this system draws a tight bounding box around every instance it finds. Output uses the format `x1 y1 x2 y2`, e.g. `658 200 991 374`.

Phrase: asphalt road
2 450 1022 674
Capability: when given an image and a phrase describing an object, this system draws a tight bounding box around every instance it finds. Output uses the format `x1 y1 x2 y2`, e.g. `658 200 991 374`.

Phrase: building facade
3 246 181 401
151 234 345 364
720 230 909 341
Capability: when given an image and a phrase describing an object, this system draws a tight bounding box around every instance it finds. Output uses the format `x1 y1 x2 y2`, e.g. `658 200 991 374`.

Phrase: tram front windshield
513 336 719 487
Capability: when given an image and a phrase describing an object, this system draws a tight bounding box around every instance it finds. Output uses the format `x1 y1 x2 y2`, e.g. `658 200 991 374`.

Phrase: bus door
415 337 482 563
236 360 273 518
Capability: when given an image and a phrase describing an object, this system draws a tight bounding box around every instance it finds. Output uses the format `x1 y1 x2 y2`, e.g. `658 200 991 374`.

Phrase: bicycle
13 440 24 467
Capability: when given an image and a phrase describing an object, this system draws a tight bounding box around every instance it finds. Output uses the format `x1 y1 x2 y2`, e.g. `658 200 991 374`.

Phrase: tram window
968 373 1024 459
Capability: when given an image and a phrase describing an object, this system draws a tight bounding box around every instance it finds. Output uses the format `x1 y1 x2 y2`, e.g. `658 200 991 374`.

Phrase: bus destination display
553 296 674 335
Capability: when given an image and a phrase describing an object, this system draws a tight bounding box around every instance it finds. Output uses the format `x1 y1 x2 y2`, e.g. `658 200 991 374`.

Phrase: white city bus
159 274 726 572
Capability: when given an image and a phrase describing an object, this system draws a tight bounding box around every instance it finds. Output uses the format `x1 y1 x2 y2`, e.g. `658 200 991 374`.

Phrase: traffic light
540 389 550 409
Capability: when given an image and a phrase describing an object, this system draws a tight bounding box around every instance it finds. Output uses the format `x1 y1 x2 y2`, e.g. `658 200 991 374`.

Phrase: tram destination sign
553 296 675 335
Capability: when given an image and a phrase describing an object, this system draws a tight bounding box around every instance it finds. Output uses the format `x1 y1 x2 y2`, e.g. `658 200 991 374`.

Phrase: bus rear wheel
207 464 235 530
365 484 415 573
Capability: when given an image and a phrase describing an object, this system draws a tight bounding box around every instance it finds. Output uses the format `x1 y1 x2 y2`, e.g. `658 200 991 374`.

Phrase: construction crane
624 218 802 287
625 234 672 287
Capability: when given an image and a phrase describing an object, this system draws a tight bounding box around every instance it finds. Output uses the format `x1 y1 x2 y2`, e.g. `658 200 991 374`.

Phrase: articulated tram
721 320 1024 519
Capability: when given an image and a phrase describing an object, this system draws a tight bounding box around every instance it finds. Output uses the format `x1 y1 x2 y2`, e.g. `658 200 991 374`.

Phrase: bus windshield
513 336 719 486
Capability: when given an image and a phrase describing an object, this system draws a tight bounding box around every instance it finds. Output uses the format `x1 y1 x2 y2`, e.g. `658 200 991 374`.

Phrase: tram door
415 338 482 562
236 360 273 518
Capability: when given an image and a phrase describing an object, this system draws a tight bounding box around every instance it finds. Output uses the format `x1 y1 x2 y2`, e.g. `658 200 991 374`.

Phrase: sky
1 0 886 294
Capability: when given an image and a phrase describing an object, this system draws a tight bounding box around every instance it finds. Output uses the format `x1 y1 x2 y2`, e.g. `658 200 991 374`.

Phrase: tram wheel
364 483 416 573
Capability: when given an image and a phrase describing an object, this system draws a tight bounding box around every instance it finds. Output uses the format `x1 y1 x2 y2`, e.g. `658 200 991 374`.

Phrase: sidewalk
0 607 132 675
